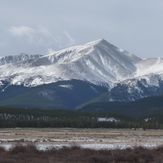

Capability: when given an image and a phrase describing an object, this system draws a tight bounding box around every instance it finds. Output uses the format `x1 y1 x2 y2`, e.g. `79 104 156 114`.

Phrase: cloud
9 26 74 46
9 26 59 46
7 26 76 55
9 26 34 37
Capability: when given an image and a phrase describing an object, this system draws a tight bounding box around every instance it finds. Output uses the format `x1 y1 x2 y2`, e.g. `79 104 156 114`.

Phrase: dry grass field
0 128 163 149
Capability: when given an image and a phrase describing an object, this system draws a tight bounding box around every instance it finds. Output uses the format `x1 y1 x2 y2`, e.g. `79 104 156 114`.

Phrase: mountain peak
85 39 116 50
86 39 106 46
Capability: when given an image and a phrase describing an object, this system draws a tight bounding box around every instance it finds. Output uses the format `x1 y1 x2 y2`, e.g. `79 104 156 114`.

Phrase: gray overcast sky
0 0 163 57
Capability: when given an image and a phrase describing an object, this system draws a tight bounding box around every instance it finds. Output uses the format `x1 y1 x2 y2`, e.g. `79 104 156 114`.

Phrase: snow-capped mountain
0 39 141 87
0 39 163 109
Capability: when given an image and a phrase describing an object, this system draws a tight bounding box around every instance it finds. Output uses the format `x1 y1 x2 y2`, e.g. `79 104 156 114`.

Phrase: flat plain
0 128 163 150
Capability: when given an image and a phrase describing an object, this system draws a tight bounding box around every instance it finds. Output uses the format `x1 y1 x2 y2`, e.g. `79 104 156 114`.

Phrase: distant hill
80 95 163 117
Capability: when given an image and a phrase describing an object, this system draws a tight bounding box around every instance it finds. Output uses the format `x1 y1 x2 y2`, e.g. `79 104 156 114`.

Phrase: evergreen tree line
0 107 163 129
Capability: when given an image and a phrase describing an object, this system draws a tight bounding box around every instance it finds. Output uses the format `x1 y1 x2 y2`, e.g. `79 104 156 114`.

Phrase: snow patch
97 117 120 123
58 84 73 89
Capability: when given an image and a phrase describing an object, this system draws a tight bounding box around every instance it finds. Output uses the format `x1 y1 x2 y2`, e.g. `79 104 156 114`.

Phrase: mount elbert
0 39 163 110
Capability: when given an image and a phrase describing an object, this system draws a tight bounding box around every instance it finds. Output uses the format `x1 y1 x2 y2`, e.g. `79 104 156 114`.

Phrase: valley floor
0 128 163 150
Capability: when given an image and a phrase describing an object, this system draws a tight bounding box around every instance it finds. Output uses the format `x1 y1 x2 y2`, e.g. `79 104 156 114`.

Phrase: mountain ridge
0 39 141 87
